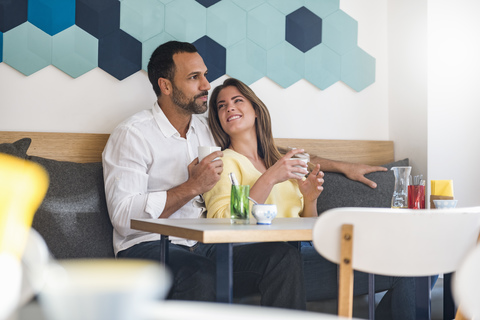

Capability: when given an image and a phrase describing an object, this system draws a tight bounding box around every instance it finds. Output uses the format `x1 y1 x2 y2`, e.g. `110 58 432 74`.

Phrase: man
102 41 306 309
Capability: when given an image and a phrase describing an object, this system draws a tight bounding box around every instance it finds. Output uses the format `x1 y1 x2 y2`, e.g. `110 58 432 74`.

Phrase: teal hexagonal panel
52 25 98 78
0 32 3 62
165 0 206 42
305 44 341 90
226 39 266 85
120 0 165 42
3 22 51 76
206 0 246 48
247 3 284 50
232 0 266 11
322 10 358 55
304 0 339 18
142 32 174 71
267 0 305 15
267 42 303 88
341 46 375 92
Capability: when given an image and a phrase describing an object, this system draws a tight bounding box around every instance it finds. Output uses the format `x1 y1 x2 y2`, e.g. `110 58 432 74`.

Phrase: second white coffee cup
198 146 221 162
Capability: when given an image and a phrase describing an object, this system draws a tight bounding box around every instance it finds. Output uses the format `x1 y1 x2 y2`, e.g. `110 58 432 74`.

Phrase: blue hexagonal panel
247 3 284 50
286 6 322 53
120 0 165 42
341 46 375 92
226 39 266 85
193 36 226 82
165 0 206 42
322 10 358 55
196 0 221 7
267 42 303 88
76 0 120 39
267 0 304 15
206 0 246 48
98 29 142 80
142 32 175 71
52 25 98 78
28 0 75 36
3 22 52 76
0 0 28 33
305 44 341 90
304 0 339 18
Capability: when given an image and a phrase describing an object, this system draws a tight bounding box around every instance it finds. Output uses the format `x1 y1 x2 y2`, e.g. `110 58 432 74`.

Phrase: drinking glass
230 185 250 224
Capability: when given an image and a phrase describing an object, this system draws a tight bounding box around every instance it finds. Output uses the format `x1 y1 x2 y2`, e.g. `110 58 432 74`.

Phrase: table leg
415 276 431 320
443 273 455 320
160 234 169 264
368 273 375 320
216 243 233 303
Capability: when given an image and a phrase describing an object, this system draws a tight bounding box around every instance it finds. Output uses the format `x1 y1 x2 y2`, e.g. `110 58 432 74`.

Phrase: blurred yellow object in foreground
0 153 49 259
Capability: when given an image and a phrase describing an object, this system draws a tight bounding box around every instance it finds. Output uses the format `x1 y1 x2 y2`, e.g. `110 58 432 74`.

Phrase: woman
204 78 324 218
204 78 417 320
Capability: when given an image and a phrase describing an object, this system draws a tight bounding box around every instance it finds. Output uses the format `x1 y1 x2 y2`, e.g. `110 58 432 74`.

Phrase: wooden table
130 217 316 303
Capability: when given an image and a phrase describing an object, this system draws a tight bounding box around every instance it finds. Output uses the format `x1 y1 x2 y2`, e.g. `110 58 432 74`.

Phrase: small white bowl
252 204 277 225
433 199 458 209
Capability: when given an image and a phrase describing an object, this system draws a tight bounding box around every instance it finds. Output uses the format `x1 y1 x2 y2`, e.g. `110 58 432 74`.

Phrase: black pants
118 241 306 310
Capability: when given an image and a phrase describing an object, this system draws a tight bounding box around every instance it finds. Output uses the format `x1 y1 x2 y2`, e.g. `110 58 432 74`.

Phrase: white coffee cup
289 156 309 177
198 146 221 162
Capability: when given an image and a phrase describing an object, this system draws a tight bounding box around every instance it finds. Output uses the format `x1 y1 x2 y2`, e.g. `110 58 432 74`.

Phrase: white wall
388 0 428 179
0 0 390 142
428 0 480 207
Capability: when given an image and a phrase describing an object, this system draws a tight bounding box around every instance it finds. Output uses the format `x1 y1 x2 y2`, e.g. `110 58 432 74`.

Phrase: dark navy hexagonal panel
286 6 322 53
28 0 75 36
196 0 221 8
0 0 28 33
98 29 142 80
76 0 120 39
193 36 226 82
0 32 3 62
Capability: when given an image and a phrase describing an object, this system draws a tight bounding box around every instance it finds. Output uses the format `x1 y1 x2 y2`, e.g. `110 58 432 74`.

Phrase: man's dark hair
147 41 198 97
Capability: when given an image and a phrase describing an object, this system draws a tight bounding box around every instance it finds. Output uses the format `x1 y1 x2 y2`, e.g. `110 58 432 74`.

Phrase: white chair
453 242 480 319
312 207 480 320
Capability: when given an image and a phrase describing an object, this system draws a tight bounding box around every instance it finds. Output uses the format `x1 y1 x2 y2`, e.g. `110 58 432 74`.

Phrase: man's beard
171 82 208 115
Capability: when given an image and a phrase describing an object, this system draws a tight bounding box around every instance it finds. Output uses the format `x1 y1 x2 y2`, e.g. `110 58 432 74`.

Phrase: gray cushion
317 158 409 214
0 138 31 159
29 156 114 259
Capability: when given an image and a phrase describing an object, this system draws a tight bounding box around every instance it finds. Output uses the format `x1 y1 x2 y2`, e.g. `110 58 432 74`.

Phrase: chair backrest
313 207 480 276
453 243 480 318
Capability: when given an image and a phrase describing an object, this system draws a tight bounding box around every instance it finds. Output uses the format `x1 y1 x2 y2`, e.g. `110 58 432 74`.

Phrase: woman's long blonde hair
208 78 282 169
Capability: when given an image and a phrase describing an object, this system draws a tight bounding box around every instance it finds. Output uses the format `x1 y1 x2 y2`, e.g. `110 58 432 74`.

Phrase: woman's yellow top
203 149 304 219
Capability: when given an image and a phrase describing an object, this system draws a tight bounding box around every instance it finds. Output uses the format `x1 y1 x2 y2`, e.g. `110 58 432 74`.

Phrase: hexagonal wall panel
28 0 75 36
52 26 98 78
76 0 120 39
286 6 322 53
267 0 304 15
165 0 206 42
267 42 303 88
0 32 3 62
232 0 266 11
305 44 341 90
226 39 266 85
206 0 246 48
99 29 142 80
247 3 284 50
322 10 358 55
304 0 339 18
0 0 28 33
341 46 375 92
142 32 175 71
193 36 226 82
196 0 221 7
120 0 165 42
3 22 52 76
